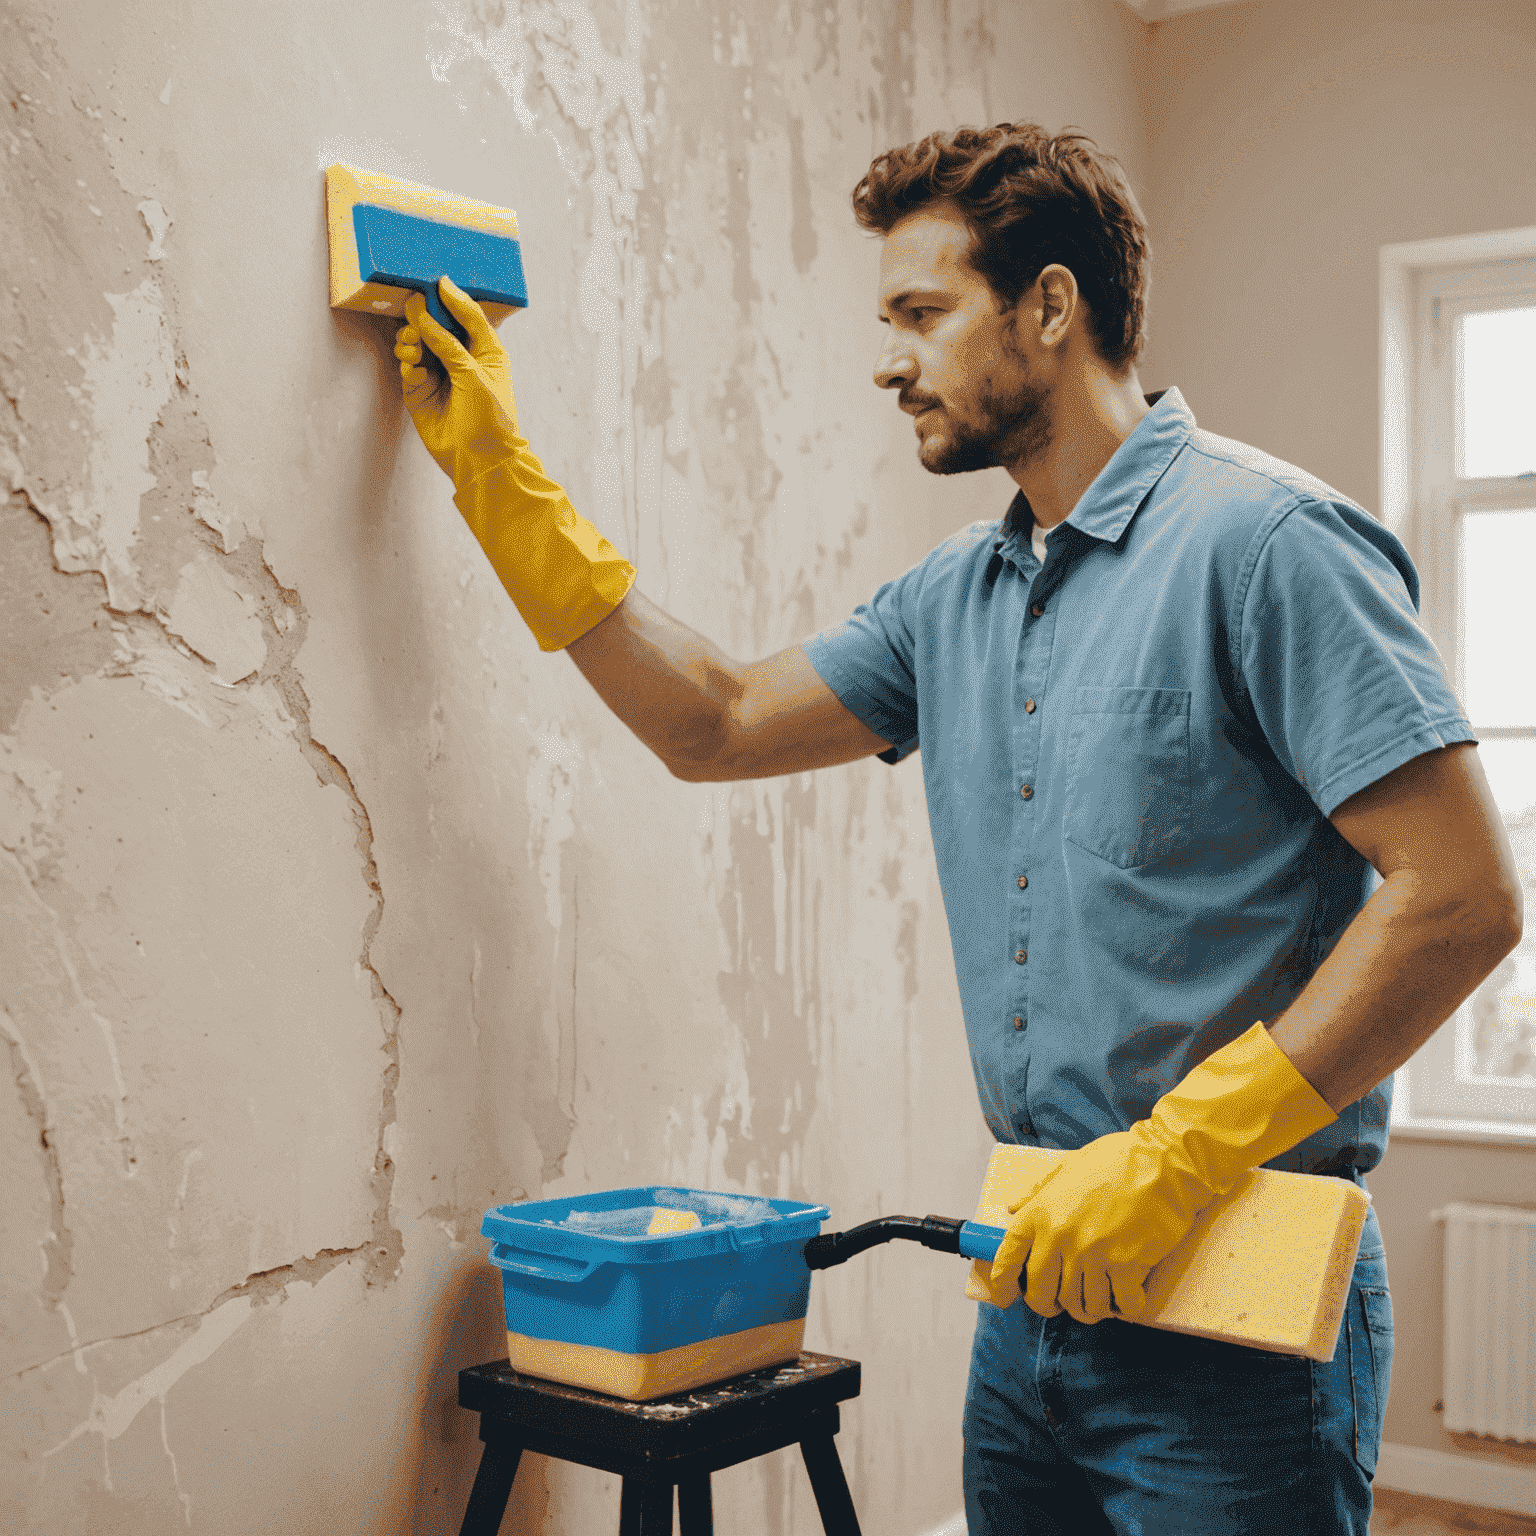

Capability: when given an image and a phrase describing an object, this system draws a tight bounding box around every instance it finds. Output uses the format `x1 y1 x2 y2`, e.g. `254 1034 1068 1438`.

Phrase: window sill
1387 1112 1536 1150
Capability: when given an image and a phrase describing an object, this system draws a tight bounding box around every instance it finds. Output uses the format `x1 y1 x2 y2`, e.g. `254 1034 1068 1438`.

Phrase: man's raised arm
567 592 890 782
394 277 889 784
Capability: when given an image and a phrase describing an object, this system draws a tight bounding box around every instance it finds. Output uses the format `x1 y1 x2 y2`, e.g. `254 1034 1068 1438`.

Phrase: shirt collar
992 388 1194 560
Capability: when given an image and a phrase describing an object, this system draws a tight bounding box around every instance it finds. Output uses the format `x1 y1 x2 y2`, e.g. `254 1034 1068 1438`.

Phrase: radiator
1431 1201 1536 1443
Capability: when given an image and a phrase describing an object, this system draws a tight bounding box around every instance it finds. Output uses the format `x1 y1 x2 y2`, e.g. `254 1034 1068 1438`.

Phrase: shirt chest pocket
1063 687 1193 869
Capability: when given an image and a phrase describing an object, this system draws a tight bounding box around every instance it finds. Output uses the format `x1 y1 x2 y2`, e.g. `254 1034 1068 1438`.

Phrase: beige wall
1145 0 1536 1476
1141 0 1536 505
0 2 1150 1532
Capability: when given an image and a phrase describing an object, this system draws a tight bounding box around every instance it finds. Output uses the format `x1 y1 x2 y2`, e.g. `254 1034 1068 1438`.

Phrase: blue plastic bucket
482 1187 829 1400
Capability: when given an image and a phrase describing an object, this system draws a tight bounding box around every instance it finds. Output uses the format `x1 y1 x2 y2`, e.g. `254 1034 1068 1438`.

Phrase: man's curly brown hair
851 123 1151 370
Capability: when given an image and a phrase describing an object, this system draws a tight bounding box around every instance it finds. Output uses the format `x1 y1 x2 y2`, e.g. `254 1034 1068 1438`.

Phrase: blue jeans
963 1201 1392 1535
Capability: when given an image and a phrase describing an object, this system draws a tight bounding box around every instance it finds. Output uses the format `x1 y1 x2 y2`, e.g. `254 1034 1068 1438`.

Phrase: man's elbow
665 755 716 783
1488 875 1524 956
1461 864 1523 972
659 695 759 782
659 725 736 783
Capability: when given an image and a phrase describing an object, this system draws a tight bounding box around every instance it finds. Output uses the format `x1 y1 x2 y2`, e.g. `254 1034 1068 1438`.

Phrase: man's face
874 201 1051 474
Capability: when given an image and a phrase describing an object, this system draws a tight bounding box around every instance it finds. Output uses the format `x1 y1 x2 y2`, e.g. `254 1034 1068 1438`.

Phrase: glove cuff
454 459 637 651
1144 1022 1338 1197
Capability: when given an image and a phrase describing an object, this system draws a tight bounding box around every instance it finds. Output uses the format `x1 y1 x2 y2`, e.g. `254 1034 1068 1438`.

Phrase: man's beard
915 372 1053 475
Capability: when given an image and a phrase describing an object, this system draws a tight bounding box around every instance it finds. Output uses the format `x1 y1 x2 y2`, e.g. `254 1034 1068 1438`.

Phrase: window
1380 227 1536 1146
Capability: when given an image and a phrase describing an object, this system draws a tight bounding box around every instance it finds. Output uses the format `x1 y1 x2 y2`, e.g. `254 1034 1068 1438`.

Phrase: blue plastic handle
958 1221 1005 1263
351 203 528 344
489 1245 602 1285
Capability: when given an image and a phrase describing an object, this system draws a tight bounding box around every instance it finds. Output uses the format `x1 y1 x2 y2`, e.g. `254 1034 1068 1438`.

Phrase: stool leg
459 1435 522 1536
800 1433 861 1536
677 1471 713 1535
618 1476 674 1535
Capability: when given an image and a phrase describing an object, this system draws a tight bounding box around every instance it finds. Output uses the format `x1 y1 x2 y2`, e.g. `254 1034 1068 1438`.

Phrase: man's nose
874 331 914 391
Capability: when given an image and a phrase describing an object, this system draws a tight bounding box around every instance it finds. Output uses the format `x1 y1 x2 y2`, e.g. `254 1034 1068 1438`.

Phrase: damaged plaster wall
2 1 1150 1531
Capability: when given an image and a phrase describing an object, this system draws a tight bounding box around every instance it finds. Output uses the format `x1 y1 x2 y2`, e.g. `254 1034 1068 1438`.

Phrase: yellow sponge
966 1144 1370 1361
324 162 526 331
647 1206 702 1235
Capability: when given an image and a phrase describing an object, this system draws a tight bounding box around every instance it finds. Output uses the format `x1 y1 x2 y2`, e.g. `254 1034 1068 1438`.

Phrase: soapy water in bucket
552 1190 785 1236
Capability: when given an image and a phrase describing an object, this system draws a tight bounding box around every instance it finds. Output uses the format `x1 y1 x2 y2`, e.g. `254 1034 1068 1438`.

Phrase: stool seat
457 1351 863 1535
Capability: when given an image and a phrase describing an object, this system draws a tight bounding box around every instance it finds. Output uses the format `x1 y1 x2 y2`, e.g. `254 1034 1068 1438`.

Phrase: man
392 124 1521 1534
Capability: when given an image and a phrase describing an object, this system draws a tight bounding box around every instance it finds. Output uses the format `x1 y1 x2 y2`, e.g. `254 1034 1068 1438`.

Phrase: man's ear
1036 264 1079 349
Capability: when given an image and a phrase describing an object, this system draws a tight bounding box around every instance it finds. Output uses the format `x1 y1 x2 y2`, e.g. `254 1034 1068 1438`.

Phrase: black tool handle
803 1214 964 1271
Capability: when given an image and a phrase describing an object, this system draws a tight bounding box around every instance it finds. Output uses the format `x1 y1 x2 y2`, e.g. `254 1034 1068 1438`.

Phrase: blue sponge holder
351 202 528 344
482 1187 829 1357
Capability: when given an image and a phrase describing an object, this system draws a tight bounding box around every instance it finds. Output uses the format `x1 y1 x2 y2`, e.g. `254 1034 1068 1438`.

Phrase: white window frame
1380 226 1536 1149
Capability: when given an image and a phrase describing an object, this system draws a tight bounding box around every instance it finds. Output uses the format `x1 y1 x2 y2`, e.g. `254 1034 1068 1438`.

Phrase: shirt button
1020 784 1033 800
1031 602 1044 617
1025 698 1036 714
1017 875 1028 889
1013 1016 1025 1031
1014 949 1027 964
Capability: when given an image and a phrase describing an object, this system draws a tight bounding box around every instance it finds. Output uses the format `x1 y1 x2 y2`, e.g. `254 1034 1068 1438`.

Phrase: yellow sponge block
966 1144 1370 1361
324 162 525 328
647 1206 702 1235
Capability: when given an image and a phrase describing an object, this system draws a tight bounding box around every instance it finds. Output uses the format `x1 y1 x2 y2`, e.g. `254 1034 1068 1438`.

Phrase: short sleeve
803 562 925 765
1236 497 1475 816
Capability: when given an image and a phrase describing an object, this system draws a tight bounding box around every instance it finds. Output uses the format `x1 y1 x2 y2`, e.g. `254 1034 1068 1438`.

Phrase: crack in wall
211 1241 382 1305
1 1004 74 1317
4 843 138 1182
3 16 407 1313
16 372 409 1294
14 1235 379 1386
146 547 408 1291
245 563 406 1289
16 1310 212 1382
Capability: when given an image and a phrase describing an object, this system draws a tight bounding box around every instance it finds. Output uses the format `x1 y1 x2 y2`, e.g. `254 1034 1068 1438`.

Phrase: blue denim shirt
804 389 1473 1174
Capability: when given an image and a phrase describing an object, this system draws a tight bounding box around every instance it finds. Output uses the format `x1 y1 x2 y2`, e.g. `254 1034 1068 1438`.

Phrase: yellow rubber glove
395 277 635 652
988 1022 1337 1325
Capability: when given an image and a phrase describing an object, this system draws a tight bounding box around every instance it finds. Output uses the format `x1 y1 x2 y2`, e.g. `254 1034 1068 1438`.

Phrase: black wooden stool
457 1350 863 1535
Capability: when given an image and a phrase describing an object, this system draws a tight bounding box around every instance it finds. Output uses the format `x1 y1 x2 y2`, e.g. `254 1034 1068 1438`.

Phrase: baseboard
1376 1440 1536 1517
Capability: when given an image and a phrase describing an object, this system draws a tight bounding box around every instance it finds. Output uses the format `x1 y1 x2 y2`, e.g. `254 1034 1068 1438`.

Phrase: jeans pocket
1349 1286 1394 1476
1063 687 1192 869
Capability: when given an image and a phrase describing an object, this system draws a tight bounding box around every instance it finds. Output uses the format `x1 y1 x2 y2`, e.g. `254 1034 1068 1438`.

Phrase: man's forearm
1267 865 1521 1114
565 589 745 775
565 588 889 782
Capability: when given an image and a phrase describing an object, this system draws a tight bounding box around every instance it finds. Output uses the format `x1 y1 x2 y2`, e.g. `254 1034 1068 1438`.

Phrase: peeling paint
0 734 63 880
56 276 176 610
426 0 654 570
163 553 267 683
136 199 170 262
188 469 244 555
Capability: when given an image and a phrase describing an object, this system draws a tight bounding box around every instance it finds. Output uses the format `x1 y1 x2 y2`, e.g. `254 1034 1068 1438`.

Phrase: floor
1371 1488 1536 1535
